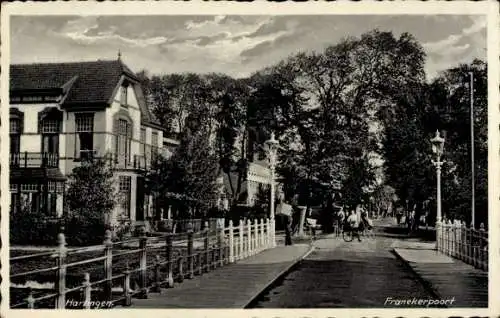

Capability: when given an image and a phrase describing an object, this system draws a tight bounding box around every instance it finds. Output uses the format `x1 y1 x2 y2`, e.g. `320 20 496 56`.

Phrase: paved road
250 233 439 308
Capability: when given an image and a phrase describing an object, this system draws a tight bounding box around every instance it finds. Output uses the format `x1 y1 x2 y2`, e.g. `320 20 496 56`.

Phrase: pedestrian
337 207 346 236
285 214 293 245
347 210 362 242
277 191 293 246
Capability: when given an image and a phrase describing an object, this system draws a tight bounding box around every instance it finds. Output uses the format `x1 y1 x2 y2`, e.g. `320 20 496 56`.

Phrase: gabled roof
10 59 138 106
10 59 165 130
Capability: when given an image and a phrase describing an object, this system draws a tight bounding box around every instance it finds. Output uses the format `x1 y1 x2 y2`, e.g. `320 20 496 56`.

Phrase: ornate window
10 118 21 154
75 113 94 160
140 128 146 156
117 119 131 165
151 131 158 161
119 176 132 218
38 108 62 157
120 84 128 107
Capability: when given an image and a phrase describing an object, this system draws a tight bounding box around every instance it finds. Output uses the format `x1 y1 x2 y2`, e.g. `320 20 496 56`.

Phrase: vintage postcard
1 1 499 318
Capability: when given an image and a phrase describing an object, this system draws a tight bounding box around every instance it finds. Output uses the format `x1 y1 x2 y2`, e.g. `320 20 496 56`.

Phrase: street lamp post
430 130 445 249
264 132 279 248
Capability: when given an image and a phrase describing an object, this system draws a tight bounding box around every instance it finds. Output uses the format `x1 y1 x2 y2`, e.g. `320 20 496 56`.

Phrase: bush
63 215 107 246
10 210 61 246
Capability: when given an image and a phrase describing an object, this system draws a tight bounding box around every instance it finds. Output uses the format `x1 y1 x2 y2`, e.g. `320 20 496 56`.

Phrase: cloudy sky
10 15 486 80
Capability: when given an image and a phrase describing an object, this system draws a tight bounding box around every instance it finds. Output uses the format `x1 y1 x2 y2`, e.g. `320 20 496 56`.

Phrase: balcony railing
104 153 160 171
10 152 59 168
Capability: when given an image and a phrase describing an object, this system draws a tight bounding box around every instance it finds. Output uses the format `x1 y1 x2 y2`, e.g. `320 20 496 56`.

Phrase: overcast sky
10 15 486 80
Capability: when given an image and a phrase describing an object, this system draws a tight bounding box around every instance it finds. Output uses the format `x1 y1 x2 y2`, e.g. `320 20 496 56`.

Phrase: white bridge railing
436 220 488 271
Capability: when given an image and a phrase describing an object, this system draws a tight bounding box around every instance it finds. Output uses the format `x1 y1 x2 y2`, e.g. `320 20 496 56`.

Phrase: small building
8 57 177 226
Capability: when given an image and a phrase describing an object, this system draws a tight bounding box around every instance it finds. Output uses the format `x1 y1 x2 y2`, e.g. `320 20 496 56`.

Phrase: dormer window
120 82 129 107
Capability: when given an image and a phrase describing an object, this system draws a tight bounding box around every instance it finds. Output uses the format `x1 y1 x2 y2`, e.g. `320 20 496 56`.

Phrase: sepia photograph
1 2 498 316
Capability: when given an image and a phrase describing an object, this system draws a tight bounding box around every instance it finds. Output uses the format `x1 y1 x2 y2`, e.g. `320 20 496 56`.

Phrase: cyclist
346 210 362 242
361 211 373 237
336 207 345 236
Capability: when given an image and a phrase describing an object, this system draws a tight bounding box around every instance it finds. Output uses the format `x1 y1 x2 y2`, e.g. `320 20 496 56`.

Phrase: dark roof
10 59 138 106
10 59 165 131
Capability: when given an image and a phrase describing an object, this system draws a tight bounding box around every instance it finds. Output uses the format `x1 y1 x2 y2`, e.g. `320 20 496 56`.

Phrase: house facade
9 58 177 226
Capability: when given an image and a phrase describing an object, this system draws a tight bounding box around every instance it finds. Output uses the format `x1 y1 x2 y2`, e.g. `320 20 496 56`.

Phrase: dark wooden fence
10 218 274 309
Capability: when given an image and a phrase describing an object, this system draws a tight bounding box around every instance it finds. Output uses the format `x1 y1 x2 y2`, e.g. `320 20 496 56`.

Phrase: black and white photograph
1 2 498 315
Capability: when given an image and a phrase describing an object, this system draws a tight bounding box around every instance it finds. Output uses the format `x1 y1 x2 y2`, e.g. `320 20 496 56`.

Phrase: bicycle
342 222 359 242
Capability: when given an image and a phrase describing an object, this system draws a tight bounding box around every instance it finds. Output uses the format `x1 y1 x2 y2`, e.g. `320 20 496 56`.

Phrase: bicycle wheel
343 229 353 242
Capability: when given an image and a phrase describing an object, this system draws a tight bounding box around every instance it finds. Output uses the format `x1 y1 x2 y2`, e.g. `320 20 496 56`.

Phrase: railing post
239 220 244 260
448 221 452 256
55 233 67 309
247 219 252 256
139 228 148 298
457 220 462 258
266 218 271 248
82 273 91 309
152 255 162 292
479 223 486 270
197 251 203 275
178 255 184 282
165 233 174 288
229 220 235 263
122 261 132 306
260 219 265 250
187 223 194 279
103 230 113 303
254 219 259 253
27 288 35 309
204 228 210 272
217 226 225 267
467 224 472 265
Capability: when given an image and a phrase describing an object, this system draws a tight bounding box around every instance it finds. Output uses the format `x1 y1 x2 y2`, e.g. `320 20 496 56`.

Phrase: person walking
337 207 346 237
277 191 293 246
347 210 362 242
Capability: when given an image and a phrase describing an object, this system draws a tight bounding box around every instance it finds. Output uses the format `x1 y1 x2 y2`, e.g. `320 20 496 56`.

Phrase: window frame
119 176 132 219
120 84 128 108
75 113 95 160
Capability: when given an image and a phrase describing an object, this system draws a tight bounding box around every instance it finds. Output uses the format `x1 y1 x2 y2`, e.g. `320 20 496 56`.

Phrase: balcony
10 152 59 168
104 153 159 171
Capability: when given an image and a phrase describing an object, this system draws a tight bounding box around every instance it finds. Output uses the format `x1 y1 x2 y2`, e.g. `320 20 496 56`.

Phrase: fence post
451 221 456 257
247 219 252 256
187 223 194 279
254 219 259 253
204 228 210 272
122 261 132 306
197 250 203 275
479 223 486 270
165 233 174 288
239 220 244 259
457 220 462 259
467 223 472 265
83 273 91 309
260 219 266 250
103 230 113 303
266 218 271 248
447 220 453 256
461 221 467 263
139 228 148 298
27 288 35 309
55 233 67 309
229 220 235 263
152 255 162 292
178 255 184 283
218 226 225 267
